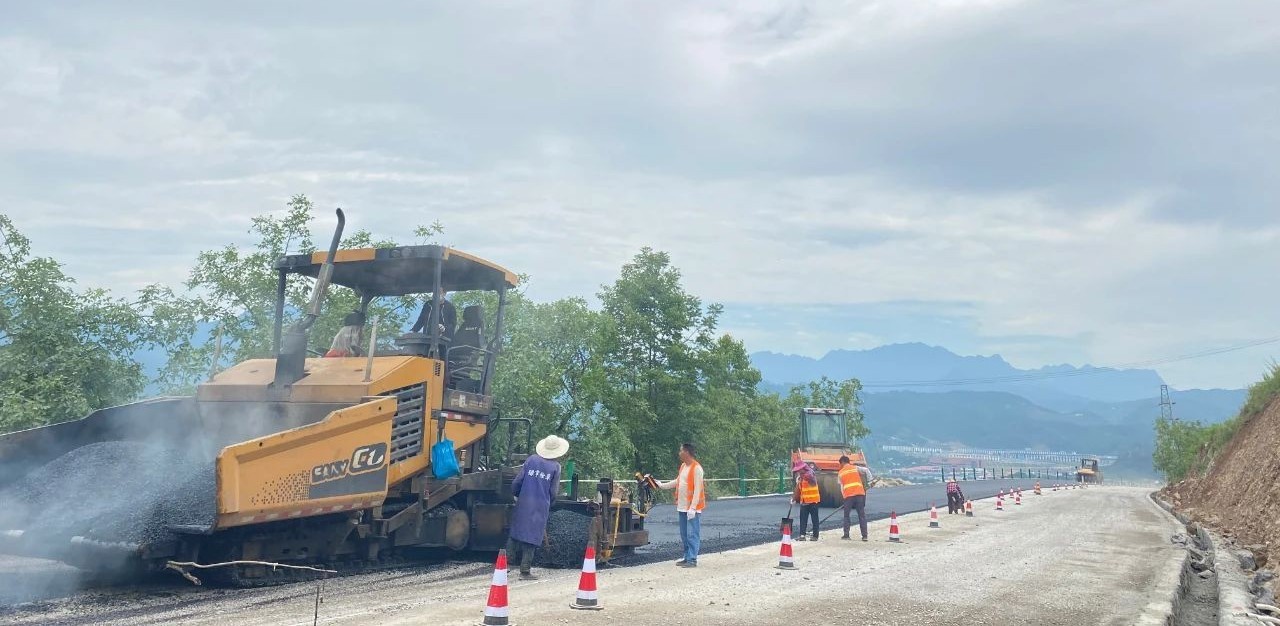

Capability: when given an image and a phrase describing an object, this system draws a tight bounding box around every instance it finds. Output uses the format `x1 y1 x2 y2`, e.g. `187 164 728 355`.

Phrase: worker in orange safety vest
792 460 822 541
657 442 705 567
839 455 873 541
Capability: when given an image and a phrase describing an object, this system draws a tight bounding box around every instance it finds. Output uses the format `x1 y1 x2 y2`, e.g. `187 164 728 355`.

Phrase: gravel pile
537 508 592 568
0 441 216 549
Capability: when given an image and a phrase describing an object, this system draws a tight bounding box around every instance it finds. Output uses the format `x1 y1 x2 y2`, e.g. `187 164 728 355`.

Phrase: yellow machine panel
203 354 494 528
217 397 396 528
198 356 436 404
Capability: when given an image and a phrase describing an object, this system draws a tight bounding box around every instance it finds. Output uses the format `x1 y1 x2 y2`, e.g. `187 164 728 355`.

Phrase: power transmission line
858 335 1280 388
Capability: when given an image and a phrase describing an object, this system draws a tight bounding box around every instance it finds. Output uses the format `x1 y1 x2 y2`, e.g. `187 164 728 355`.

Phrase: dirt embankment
1164 396 1280 598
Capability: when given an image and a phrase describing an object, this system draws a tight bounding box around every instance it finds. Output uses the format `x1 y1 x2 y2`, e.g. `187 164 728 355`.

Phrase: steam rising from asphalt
0 394 330 605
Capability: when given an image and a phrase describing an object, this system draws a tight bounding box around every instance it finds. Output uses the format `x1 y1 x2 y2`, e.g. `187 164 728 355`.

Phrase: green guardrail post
738 463 747 497
777 464 785 494
564 459 575 496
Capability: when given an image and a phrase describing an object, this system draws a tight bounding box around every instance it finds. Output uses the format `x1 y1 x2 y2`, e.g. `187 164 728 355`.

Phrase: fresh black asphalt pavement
627 478 1045 564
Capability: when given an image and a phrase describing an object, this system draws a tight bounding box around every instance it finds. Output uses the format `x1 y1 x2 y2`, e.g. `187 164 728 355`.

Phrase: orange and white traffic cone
569 545 603 610
964 500 974 517
1015 491 1022 506
996 494 1004 511
480 549 511 626
888 511 902 542
929 504 940 528
775 523 797 570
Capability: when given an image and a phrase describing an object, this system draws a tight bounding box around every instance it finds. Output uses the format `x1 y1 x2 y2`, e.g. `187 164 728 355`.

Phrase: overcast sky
3 1 1278 390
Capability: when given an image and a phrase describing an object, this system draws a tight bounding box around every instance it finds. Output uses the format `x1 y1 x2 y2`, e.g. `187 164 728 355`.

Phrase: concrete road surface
0 485 1180 626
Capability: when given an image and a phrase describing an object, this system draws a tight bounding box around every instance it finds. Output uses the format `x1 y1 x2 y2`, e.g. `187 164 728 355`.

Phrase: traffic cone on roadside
996 494 1004 511
964 500 974 517
569 546 603 610
929 505 940 528
775 523 797 570
480 549 511 626
1015 491 1022 506
889 511 902 542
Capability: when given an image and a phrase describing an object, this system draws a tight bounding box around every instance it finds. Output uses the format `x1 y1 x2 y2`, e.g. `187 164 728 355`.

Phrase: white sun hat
535 435 570 460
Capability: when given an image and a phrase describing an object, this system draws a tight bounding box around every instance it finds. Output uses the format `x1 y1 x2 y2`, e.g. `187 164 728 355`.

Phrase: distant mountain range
755 342 1197 406
859 388 1244 451
752 343 1247 476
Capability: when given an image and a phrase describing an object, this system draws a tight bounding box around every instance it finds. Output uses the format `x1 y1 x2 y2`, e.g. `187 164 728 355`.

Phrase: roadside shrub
1239 360 1280 423
1153 362 1280 483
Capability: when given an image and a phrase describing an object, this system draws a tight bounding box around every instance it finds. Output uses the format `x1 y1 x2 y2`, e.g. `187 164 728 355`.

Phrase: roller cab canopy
275 245 519 297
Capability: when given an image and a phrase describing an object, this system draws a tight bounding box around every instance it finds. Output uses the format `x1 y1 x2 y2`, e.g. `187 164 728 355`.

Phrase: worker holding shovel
792 460 821 541
839 455 872 541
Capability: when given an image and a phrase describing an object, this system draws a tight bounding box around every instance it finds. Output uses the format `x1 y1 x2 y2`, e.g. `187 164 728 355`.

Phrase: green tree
140 195 435 391
785 376 870 448
484 295 632 477
595 248 720 474
0 215 149 432
698 335 794 478
1152 364 1280 484
1152 417 1209 483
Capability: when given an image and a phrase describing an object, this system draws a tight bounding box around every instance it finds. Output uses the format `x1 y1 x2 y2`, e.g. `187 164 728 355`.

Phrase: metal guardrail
883 445 1119 466
553 465 1092 505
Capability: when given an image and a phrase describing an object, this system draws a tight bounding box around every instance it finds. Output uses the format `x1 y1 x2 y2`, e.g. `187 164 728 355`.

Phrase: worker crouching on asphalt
657 442 706 567
839 456 872 541
508 435 568 579
792 460 821 541
946 478 965 515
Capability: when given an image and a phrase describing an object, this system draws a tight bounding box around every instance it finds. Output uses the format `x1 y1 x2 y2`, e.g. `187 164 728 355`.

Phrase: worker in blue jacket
508 435 568 579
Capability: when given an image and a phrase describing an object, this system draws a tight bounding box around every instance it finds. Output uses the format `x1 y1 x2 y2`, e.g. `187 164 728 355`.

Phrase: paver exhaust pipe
273 208 345 388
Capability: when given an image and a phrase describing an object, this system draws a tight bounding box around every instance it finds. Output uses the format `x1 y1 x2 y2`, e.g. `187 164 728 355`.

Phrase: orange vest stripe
838 465 865 498
681 461 706 512
799 475 821 504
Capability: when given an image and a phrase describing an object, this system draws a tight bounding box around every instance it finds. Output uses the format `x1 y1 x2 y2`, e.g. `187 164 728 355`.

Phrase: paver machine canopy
792 407 867 506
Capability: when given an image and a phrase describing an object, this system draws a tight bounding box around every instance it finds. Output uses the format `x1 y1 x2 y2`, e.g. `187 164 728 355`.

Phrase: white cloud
2 0 1278 389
